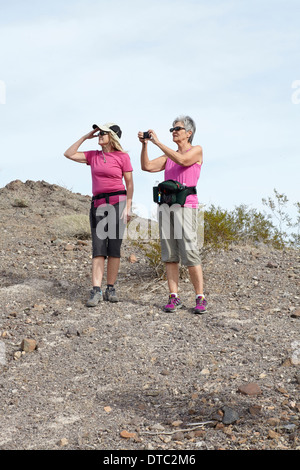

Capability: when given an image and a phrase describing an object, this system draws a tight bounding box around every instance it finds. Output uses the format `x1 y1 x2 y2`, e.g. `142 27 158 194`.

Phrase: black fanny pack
153 180 197 206
92 190 127 205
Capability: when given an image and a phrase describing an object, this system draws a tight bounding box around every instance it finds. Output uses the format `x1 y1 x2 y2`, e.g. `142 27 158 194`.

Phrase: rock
266 262 278 268
171 420 183 427
14 351 22 360
238 383 262 396
222 406 240 425
76 240 88 246
149 423 165 432
249 405 262 416
282 423 297 433
58 438 68 447
291 341 300 365
291 308 300 318
64 244 75 251
65 326 80 337
120 430 136 439
268 430 280 440
267 417 280 426
172 432 185 441
32 304 45 313
128 254 137 263
21 338 37 352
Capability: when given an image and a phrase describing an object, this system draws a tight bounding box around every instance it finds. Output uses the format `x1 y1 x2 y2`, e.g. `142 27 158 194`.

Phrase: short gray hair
172 115 196 143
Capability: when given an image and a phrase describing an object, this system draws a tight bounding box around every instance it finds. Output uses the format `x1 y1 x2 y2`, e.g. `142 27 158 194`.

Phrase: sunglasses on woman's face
97 130 109 136
169 126 185 132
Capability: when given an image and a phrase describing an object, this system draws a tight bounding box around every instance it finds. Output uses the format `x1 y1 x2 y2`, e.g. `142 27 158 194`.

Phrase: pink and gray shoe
193 296 208 314
164 294 182 312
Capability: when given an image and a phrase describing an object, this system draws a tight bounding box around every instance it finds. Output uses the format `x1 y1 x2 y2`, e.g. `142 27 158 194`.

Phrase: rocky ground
0 179 299 451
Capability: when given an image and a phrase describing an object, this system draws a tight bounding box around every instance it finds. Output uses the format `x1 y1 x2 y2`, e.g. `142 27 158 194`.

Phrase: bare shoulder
192 145 203 165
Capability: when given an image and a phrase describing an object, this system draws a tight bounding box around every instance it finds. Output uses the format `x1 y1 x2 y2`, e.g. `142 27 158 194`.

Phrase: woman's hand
121 206 132 224
84 129 99 140
138 130 159 145
138 131 149 143
147 129 159 145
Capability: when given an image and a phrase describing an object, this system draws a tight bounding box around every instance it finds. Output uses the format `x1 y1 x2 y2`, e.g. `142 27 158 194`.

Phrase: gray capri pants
158 204 201 266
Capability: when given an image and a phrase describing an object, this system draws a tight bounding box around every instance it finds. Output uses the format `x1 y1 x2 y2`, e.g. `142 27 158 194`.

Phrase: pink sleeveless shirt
164 158 202 207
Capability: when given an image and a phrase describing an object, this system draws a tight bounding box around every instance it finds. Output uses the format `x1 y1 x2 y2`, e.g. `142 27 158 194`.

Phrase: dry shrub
51 214 90 240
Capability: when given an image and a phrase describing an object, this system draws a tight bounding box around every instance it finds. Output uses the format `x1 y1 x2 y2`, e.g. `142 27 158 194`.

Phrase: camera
143 131 151 139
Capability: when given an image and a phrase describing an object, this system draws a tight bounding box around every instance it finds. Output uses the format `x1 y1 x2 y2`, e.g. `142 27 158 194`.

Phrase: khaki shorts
158 204 201 266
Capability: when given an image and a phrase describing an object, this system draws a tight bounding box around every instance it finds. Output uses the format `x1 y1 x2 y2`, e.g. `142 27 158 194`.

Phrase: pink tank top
164 158 201 207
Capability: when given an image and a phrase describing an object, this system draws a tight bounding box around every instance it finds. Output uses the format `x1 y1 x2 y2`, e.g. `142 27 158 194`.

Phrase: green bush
204 204 278 248
136 189 299 277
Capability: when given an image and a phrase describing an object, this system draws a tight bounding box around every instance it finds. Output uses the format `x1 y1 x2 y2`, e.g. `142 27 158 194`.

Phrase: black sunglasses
169 126 185 132
97 130 109 136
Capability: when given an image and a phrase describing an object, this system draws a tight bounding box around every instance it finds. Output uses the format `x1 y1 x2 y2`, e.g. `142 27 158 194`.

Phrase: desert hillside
0 180 299 450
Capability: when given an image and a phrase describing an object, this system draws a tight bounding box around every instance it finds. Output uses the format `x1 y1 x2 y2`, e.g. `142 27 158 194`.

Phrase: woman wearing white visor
64 123 134 306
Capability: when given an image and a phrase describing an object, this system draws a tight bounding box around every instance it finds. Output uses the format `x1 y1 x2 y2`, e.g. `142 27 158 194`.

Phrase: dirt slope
0 180 299 450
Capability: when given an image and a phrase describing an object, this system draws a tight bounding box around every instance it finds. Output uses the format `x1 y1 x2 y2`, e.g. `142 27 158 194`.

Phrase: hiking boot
86 289 103 307
193 296 207 314
164 294 182 312
103 286 119 302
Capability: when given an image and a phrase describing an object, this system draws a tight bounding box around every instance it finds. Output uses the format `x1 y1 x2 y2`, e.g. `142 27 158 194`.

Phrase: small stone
14 351 22 360
266 262 278 268
64 244 75 251
32 304 45 313
76 240 88 246
81 327 96 336
291 309 300 318
65 326 80 337
120 430 136 439
238 382 262 396
128 254 137 263
21 338 37 352
268 430 280 440
171 420 183 427
282 423 297 433
58 438 68 446
172 432 185 441
291 353 300 366
267 417 280 426
149 423 165 432
291 341 300 365
249 405 262 416
222 406 240 425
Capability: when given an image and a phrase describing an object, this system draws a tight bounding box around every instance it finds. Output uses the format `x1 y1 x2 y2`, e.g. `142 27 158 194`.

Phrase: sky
0 0 299 221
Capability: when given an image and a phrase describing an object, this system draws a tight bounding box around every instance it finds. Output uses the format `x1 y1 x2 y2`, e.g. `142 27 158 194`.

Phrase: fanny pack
153 180 197 206
92 190 127 205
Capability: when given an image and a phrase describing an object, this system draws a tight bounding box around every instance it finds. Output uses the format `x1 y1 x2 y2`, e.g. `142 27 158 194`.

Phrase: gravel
0 180 299 450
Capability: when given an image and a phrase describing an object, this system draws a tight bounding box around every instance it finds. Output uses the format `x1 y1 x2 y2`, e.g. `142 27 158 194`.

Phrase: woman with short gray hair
172 115 196 143
138 115 207 314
